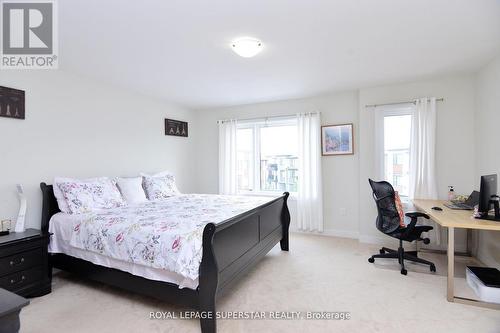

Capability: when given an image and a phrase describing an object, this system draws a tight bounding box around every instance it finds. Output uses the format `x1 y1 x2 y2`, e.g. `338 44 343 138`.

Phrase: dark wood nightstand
0 229 51 297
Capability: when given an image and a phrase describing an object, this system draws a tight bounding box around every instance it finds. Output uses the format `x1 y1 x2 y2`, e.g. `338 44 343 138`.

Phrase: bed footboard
198 192 290 333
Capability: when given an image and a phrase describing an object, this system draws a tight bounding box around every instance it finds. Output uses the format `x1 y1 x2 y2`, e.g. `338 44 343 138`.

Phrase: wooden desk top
413 199 500 231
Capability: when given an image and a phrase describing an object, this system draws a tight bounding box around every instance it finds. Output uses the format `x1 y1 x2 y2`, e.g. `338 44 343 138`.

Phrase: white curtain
409 97 440 243
218 120 238 195
409 97 438 199
297 112 324 232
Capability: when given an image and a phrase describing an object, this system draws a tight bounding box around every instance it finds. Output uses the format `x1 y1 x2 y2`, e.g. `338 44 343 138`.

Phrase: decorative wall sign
0 86 25 120
165 118 188 137
321 123 354 156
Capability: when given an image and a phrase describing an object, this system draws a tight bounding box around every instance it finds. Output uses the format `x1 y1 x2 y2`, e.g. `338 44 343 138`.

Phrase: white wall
0 70 197 230
358 75 477 251
0 68 483 256
475 55 500 268
195 91 360 237
196 74 477 250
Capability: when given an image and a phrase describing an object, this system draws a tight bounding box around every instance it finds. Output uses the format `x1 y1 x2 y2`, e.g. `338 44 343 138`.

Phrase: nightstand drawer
0 248 43 277
0 266 43 292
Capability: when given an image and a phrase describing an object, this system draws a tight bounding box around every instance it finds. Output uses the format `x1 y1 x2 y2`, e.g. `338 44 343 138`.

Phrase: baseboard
290 228 359 240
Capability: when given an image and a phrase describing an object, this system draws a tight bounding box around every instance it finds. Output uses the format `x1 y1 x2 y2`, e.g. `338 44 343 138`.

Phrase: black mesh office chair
368 179 436 275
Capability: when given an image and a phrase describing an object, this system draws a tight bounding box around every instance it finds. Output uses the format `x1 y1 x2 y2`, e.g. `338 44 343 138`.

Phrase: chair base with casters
368 238 436 275
367 179 437 275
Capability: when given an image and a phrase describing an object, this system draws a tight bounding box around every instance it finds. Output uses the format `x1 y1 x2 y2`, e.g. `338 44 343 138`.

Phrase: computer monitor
478 174 499 219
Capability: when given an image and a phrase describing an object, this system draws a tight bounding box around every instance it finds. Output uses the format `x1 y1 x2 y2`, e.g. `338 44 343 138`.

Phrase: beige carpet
21 234 500 333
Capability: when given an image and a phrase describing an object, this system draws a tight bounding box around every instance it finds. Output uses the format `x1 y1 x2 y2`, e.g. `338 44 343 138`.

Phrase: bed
40 183 290 333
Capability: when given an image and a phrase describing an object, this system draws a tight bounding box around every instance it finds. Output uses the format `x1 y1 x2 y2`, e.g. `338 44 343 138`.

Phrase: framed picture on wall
165 118 188 137
0 86 25 120
321 123 354 156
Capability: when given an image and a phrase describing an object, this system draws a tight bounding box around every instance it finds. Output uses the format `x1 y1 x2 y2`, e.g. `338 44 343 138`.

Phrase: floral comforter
69 194 275 280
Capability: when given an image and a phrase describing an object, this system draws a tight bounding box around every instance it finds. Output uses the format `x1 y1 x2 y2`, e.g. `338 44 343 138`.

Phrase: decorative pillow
115 177 148 204
142 174 180 201
53 177 108 213
394 191 405 227
57 179 125 214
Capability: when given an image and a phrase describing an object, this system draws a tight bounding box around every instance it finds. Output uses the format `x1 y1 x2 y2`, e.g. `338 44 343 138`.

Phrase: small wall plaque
165 118 188 137
0 86 25 120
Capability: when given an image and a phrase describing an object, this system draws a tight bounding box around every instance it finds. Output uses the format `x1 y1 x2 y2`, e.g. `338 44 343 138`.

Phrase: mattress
48 194 276 289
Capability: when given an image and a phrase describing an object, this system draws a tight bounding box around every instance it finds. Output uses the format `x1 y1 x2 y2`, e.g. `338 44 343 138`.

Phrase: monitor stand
477 199 500 222
478 215 500 222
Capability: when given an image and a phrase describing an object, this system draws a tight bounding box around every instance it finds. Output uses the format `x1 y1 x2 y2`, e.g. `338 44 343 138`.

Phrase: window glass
236 120 299 194
260 125 298 192
383 115 412 196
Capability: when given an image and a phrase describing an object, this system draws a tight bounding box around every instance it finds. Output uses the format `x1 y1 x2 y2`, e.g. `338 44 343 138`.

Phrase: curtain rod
365 98 444 108
217 112 320 124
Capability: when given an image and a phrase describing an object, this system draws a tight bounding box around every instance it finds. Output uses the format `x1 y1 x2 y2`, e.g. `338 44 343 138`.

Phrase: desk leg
447 227 455 302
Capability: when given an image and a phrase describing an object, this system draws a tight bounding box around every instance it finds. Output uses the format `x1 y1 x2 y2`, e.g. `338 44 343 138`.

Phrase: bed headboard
40 183 60 234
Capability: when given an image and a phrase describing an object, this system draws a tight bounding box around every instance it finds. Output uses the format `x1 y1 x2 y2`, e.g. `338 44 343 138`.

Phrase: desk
413 199 500 310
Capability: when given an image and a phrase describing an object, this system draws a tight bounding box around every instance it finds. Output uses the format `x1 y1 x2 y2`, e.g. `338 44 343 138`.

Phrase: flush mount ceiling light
231 37 263 58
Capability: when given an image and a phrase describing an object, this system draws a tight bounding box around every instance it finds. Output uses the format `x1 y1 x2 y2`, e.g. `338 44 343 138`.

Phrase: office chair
367 179 436 275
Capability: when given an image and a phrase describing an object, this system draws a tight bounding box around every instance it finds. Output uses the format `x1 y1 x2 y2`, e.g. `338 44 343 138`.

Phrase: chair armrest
405 211 430 219
403 211 430 237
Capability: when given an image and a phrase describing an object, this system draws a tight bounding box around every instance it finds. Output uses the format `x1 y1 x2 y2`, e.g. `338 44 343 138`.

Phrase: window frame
236 117 298 196
374 104 414 199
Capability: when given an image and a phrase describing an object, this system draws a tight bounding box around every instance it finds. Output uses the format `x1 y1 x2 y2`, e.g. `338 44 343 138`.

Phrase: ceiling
59 0 500 109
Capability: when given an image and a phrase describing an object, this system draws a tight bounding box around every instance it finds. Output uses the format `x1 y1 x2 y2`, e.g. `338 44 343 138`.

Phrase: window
236 118 298 194
376 106 413 197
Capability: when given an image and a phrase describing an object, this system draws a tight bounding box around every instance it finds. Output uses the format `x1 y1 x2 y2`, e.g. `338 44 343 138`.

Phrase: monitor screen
479 174 498 214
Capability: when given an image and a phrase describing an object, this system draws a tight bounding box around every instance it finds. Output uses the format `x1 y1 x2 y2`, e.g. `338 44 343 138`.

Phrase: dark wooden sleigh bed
40 183 290 333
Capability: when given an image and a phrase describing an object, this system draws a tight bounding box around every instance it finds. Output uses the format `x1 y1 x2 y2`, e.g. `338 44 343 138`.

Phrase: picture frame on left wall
321 123 354 156
165 118 188 137
0 86 25 120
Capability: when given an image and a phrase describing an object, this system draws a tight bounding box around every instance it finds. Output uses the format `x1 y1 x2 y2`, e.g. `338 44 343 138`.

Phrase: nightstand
0 229 51 297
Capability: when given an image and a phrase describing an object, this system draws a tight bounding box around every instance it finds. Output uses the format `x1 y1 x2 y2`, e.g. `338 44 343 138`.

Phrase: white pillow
115 177 148 204
140 171 180 195
142 173 180 201
57 178 125 214
53 177 108 213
